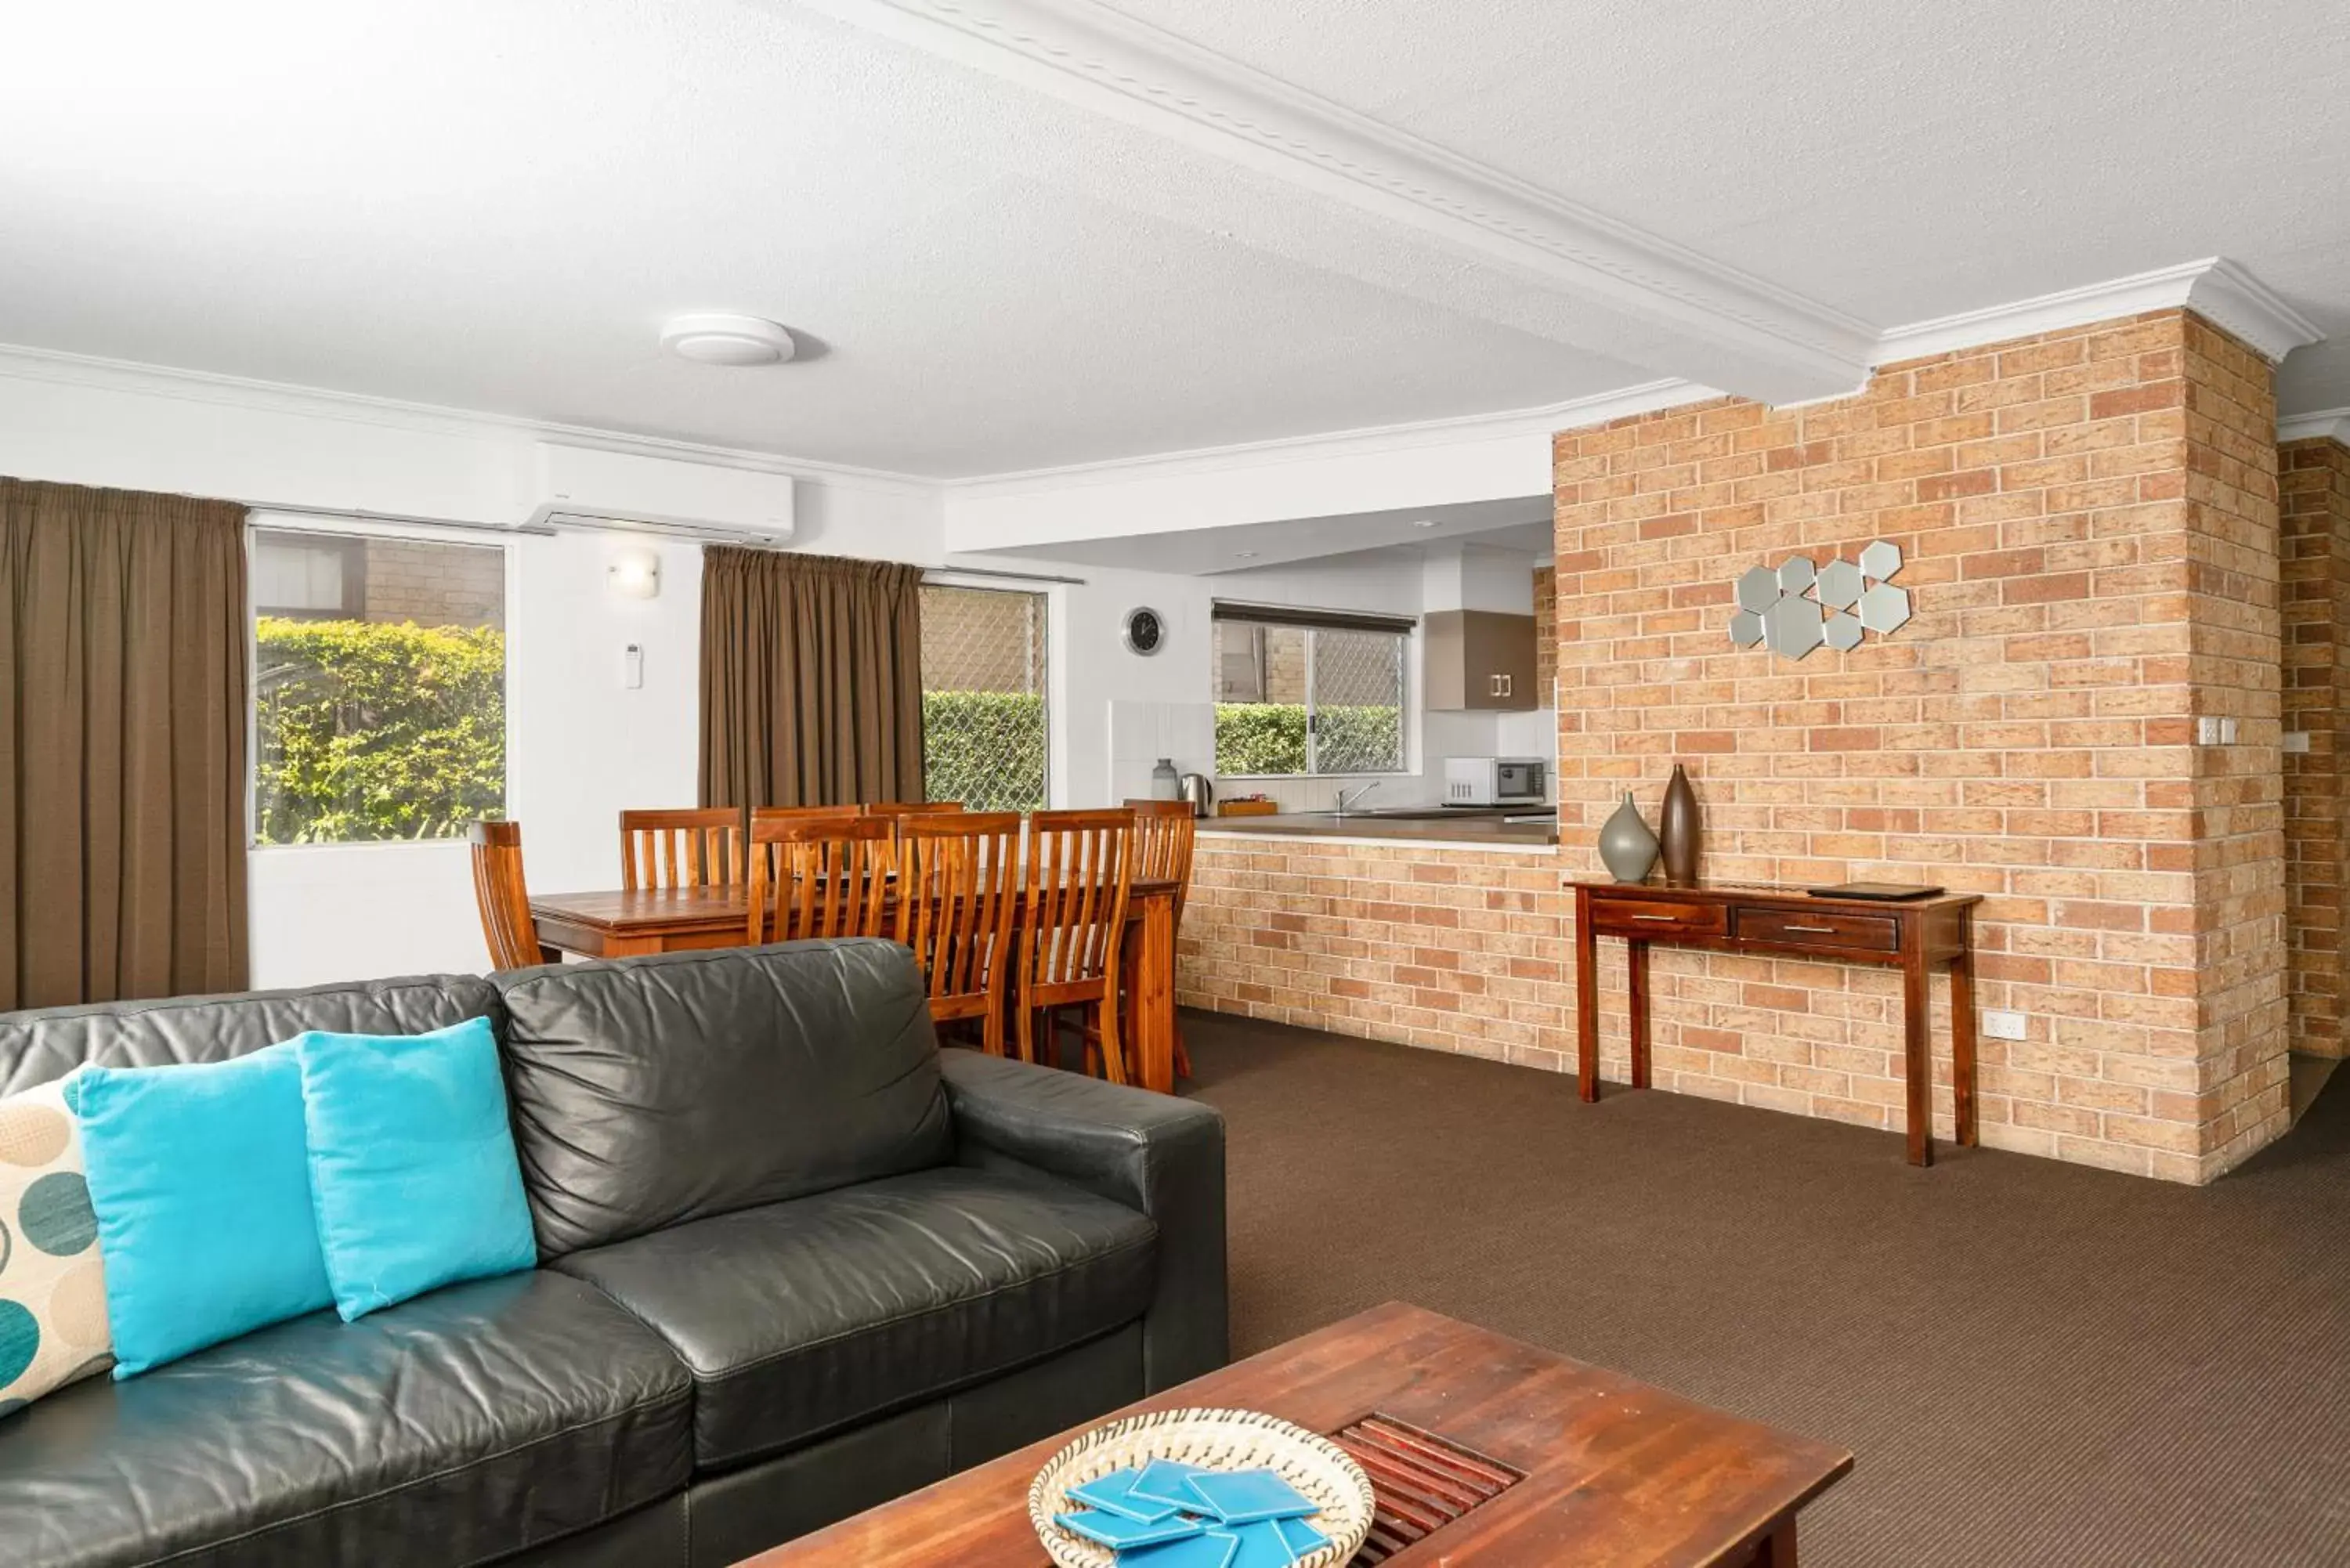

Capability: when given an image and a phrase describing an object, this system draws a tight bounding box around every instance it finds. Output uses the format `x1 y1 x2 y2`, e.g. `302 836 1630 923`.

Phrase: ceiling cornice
1878 257 2325 367
792 0 1877 404
0 341 937 494
945 378 1712 497
2280 408 2350 446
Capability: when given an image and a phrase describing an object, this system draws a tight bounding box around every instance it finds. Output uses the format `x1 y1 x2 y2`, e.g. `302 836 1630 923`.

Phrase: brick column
1550 308 2288 1183
2280 436 2350 1060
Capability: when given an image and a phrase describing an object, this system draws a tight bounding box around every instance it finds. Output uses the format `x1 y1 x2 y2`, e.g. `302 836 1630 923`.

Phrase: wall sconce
607 547 661 600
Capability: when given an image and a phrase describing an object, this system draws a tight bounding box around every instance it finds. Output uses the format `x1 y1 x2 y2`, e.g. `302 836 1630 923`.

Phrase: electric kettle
1176 772 1214 818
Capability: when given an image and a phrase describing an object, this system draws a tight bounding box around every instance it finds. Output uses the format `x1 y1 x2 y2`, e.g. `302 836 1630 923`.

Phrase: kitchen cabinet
1423 609 1538 710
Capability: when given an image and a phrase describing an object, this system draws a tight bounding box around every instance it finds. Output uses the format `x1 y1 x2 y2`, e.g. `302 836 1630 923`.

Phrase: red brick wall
1549 309 2287 1182
2281 437 2350 1059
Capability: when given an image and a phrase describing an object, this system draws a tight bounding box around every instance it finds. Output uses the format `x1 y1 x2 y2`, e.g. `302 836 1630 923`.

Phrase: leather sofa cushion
0 1270 692 1568
0 974 499 1095
553 1165 1159 1470
495 940 953 1257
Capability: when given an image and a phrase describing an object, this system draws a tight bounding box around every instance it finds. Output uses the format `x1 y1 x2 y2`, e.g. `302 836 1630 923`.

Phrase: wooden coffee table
737 1302 1852 1566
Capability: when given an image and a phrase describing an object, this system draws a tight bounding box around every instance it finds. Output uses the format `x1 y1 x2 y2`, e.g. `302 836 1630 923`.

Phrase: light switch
2285 731 2312 754
623 644 644 690
1981 1010 2027 1042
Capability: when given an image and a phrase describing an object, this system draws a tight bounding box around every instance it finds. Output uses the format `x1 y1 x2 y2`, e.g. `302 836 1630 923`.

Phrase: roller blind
1209 600 1417 636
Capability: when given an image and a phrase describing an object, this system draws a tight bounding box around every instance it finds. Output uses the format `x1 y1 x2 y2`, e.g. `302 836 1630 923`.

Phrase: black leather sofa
0 939 1227 1567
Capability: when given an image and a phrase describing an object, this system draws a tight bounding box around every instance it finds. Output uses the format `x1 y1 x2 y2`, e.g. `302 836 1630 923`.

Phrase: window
920 583 1049 811
251 527 508 845
1212 603 1409 776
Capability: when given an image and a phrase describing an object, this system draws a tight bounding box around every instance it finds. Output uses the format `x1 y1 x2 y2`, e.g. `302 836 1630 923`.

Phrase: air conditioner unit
522 442 795 542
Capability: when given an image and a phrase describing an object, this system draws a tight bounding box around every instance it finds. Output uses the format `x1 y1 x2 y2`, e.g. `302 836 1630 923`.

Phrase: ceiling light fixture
660 313 797 367
1235 551 1260 559
1411 518 1438 529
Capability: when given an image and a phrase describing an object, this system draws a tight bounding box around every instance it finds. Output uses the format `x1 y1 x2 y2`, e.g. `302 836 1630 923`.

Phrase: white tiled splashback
1104 699 1217 805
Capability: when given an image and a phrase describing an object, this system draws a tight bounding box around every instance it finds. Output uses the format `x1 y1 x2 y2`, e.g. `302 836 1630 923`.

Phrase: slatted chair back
893 811 1021 1053
1016 808 1136 1081
1123 799 1200 1081
747 813 895 945
469 820 553 970
620 807 745 890
1123 800 1198 918
748 804 862 829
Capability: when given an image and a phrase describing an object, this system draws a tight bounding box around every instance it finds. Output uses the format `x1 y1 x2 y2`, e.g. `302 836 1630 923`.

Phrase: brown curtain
699 547 925 809
1 479 249 1010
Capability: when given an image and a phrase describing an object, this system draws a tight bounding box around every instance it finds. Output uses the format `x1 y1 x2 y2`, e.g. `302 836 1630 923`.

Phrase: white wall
0 353 1556 988
0 359 945 988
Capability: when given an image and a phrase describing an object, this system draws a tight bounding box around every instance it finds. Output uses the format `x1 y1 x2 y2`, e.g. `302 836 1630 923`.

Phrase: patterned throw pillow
0 1073 113 1416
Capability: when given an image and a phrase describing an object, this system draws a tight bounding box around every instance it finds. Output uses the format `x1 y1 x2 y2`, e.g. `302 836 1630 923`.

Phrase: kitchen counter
1202 807 1559 847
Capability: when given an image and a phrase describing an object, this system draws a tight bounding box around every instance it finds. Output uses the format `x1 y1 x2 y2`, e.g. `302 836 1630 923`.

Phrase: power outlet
2195 716 2240 745
1981 1010 2027 1042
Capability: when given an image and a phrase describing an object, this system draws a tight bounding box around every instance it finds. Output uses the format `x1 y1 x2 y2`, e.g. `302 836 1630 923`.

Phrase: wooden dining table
526 877 1184 1094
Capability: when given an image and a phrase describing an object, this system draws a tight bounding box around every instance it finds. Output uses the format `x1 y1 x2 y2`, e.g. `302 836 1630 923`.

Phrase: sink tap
1333 781 1383 815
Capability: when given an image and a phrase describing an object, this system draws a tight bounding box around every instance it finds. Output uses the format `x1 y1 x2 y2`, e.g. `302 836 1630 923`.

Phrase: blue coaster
1068 1467 1182 1523
1209 1522 1297 1568
1126 1458 1214 1512
1122 1531 1242 1568
1273 1516 1329 1557
1054 1509 1206 1550
1184 1470 1318 1525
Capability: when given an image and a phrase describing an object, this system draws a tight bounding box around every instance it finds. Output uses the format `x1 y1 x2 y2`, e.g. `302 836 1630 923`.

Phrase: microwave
1444 756 1548 807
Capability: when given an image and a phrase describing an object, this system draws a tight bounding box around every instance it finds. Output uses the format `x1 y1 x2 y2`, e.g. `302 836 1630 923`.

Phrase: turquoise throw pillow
295 1017 537 1321
74 1045 334 1377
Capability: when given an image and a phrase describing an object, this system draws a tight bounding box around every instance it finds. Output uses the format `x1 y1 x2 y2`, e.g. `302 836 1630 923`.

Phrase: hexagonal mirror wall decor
1735 565 1781 615
1723 540 1914 660
1817 558 1864 609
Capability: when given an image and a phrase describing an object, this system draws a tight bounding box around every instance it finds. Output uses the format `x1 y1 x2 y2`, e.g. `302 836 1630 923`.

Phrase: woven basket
1027 1407 1376 1568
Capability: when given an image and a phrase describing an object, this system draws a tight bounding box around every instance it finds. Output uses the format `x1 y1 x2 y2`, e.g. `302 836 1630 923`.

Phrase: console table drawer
1734 905 1899 952
1591 898 1728 938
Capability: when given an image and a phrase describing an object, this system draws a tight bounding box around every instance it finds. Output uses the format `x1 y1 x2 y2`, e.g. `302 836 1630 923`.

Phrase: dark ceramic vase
1658 764 1700 885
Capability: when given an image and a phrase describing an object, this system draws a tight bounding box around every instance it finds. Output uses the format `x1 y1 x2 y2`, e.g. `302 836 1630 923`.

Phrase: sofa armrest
939 1051 1227 1392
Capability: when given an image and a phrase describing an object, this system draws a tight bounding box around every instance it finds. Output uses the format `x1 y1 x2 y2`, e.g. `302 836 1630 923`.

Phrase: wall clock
1122 606 1166 656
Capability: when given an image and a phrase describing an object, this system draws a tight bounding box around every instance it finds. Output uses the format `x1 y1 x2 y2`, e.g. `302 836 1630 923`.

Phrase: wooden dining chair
750 804 862 828
861 800 965 816
469 820 556 970
1126 800 1198 1079
1015 809 1136 1082
747 813 895 945
894 811 1021 1055
620 807 744 890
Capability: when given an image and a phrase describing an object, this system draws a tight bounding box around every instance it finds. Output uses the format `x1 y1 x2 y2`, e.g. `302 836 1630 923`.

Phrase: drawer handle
1631 914 1680 922
1781 924 1836 934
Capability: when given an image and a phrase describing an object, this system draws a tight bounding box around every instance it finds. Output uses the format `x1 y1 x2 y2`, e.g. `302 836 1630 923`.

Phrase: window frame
916 575 1055 812
244 513 518 854
1211 609 1415 782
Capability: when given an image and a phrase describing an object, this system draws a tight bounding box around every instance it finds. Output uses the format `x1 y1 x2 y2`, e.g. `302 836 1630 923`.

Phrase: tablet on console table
1806 882 1945 901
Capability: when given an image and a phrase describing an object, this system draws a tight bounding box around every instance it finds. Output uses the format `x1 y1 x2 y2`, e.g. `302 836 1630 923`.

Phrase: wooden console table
1572 880 1982 1165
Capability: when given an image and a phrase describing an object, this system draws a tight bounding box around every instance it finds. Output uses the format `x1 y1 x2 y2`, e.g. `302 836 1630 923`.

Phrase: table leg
1902 943 1932 1167
1575 886 1600 1102
1628 938 1651 1089
1126 892 1177 1094
1752 1519 1799 1567
1950 921 1979 1147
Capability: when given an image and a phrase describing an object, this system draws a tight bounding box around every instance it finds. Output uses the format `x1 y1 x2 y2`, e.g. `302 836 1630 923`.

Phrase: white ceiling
1 0 2344 482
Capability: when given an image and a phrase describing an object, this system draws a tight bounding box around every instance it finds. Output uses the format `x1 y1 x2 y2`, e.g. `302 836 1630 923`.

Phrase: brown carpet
1179 1010 2350 1568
